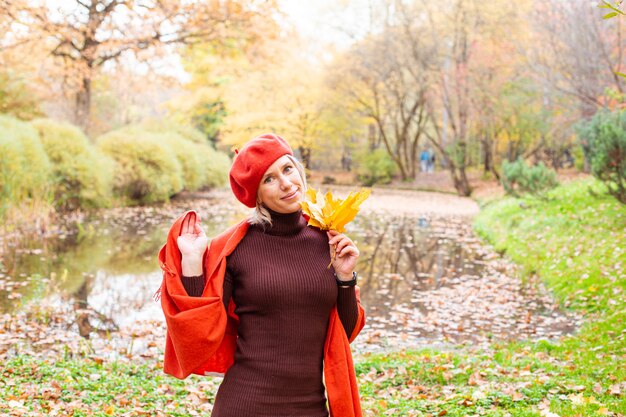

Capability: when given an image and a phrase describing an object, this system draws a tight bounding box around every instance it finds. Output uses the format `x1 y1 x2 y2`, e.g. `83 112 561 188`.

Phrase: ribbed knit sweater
181 209 359 417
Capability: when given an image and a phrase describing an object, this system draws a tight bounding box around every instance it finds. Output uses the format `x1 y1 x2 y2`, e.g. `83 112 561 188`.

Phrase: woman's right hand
177 212 208 276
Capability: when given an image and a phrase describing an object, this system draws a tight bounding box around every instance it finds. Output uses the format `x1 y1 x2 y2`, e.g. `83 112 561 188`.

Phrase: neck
261 207 306 236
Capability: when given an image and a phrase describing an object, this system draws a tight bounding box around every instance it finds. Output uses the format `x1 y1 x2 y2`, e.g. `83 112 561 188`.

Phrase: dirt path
359 187 480 217
180 185 481 218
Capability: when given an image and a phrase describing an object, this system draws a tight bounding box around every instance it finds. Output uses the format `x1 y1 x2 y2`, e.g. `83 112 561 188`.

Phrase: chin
272 201 302 214
284 204 302 214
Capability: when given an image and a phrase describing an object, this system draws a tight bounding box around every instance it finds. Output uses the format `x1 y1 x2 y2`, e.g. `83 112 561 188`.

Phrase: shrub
97 129 184 204
113 124 230 192
501 158 559 198
119 126 206 192
0 71 42 120
0 114 52 215
160 131 230 190
355 148 397 186
576 110 626 204
30 118 113 210
195 144 230 188
572 145 586 172
133 120 230 188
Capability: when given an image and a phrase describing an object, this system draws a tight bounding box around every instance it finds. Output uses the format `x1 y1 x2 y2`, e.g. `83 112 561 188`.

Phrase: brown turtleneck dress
181 209 360 417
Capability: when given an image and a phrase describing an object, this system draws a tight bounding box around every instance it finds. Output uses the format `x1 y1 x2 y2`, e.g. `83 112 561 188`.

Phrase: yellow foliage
300 187 370 233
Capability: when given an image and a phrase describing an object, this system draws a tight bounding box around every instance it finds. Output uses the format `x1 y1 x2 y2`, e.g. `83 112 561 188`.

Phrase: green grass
1 178 624 416
0 356 220 415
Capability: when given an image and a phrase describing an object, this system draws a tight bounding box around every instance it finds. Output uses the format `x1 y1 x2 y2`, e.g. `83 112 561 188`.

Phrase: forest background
2 0 624 223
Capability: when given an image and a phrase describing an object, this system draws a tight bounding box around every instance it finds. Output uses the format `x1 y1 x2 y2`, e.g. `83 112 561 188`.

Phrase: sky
39 0 376 79
278 0 373 50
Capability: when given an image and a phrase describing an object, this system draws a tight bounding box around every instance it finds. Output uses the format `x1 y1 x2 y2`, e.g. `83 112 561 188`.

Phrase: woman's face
257 155 304 214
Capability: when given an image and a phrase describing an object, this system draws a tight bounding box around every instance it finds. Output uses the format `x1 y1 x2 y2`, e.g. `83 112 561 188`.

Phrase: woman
158 133 366 417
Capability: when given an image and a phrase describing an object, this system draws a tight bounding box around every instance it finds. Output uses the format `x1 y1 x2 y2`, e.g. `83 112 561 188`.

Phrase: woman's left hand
327 230 359 280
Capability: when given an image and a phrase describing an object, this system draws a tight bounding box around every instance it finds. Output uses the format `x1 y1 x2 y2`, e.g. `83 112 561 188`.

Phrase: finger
194 222 205 236
182 212 195 234
337 243 353 257
329 233 345 245
335 238 352 254
338 246 359 258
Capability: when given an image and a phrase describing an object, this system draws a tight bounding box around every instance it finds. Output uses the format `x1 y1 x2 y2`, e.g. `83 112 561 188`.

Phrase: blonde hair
249 155 307 229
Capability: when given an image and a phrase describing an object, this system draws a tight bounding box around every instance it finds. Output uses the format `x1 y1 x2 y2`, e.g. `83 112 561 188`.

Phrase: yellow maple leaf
300 187 371 233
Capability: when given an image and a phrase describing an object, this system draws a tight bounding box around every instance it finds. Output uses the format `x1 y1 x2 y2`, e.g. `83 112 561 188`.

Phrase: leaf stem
327 243 336 269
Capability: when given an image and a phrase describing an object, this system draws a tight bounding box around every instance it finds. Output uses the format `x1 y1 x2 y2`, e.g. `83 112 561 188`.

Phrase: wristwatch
335 271 357 287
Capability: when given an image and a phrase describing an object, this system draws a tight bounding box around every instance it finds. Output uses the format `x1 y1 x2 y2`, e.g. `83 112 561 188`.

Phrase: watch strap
335 271 357 287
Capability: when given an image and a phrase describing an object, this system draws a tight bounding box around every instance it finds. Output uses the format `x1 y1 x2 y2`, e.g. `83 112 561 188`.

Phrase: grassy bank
1 178 624 416
1 356 219 416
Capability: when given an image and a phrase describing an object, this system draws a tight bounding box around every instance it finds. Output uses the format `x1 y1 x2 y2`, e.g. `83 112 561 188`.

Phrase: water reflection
349 214 577 352
0 198 577 350
352 215 485 310
0 199 248 328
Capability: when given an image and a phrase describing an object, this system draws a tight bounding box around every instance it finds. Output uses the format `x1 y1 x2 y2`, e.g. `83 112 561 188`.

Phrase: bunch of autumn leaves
300 187 371 233
300 187 371 267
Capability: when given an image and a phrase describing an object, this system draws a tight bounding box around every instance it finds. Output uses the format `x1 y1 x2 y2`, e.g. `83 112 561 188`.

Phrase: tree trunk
75 74 92 133
490 165 501 181
442 151 473 197
456 165 472 196
453 142 473 196
298 146 312 169
482 134 491 174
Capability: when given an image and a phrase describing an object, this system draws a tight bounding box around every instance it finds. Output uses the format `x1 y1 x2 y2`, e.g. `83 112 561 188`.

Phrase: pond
0 190 579 359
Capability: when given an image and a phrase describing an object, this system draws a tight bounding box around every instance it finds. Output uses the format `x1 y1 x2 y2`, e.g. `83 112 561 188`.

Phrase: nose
277 173 292 190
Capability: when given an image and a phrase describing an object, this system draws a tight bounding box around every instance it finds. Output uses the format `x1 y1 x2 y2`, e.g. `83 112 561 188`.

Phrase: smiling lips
282 189 299 200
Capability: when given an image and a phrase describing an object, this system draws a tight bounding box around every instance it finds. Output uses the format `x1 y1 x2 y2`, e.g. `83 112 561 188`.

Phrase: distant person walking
420 150 430 173
428 150 436 173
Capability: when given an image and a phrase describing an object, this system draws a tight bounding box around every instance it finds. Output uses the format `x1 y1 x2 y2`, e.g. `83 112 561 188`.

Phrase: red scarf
157 210 366 417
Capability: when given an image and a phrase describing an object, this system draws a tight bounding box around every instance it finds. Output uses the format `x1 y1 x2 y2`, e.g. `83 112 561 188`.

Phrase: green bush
572 144 586 172
0 114 52 215
133 120 230 188
118 126 205 192
355 148 397 186
30 118 113 210
160 130 230 190
197 144 230 188
0 71 42 120
576 110 626 204
97 129 184 204
113 124 229 192
501 158 559 198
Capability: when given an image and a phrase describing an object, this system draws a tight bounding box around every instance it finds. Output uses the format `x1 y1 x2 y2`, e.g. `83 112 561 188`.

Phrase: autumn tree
330 7 435 181
176 32 337 168
599 0 625 21
529 0 625 118
0 0 276 133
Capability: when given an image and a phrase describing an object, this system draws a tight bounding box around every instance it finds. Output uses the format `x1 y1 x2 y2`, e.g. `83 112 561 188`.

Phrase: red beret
229 133 293 207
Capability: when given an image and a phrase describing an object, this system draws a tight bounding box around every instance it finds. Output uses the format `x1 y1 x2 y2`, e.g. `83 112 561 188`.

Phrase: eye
284 165 294 173
263 176 273 184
